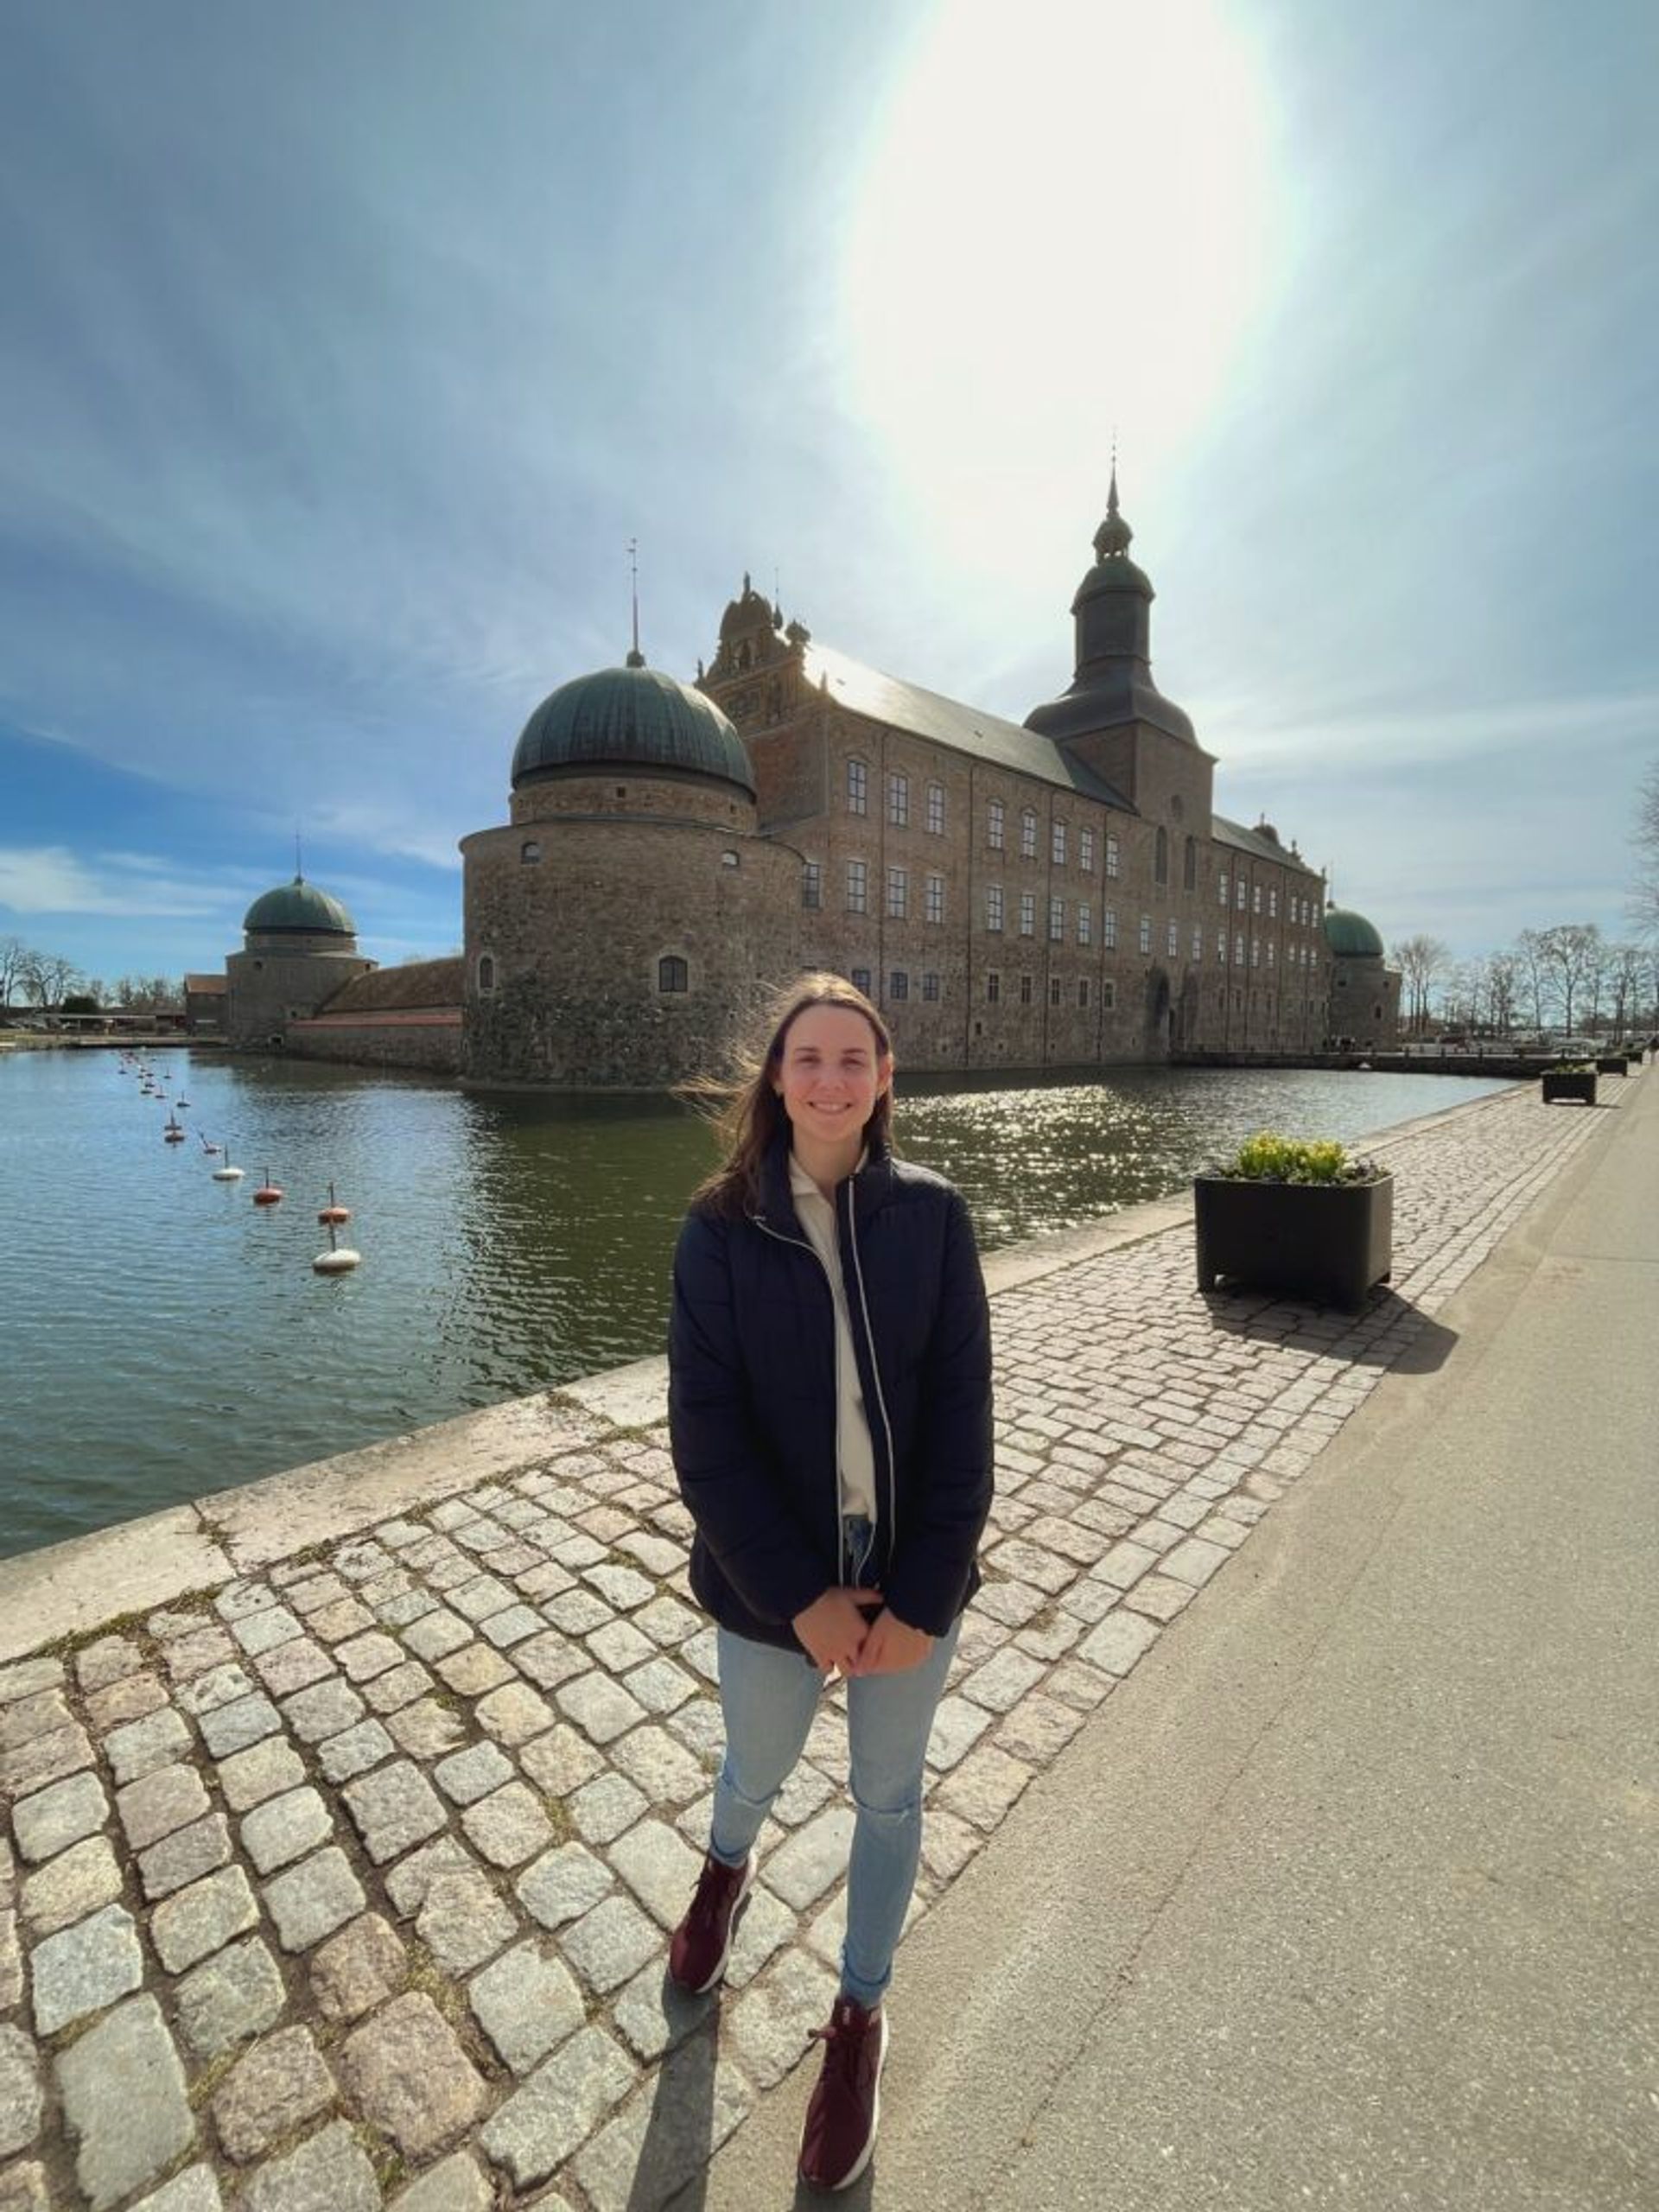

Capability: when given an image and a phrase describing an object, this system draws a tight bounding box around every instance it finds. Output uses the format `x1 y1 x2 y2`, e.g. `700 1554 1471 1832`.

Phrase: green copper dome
512 663 754 796
242 875 357 938
1324 907 1385 959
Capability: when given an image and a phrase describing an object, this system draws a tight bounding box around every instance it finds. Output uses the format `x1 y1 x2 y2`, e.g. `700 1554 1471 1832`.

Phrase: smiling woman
840 0 1275 545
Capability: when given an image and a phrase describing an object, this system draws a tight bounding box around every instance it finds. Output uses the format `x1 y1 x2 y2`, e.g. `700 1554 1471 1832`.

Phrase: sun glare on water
842 0 1275 558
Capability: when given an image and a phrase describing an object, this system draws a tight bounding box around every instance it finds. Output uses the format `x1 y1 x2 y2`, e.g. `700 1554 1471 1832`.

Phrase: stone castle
216 481 1400 1084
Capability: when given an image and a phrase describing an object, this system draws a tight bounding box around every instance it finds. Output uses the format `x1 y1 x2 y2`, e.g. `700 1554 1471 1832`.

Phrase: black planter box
1194 1173 1394 1313
1595 1056 1627 1076
1541 1071 1598 1104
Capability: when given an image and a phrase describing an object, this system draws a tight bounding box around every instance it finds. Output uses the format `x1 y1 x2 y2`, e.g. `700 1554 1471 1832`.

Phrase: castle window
986 884 1004 932
1253 884 1262 914
1020 808 1038 860
476 954 496 995
1077 902 1091 945
1154 827 1169 885
1269 887 1279 918
658 956 689 994
721 850 740 868
1167 918 1179 957
1052 821 1067 867
1103 979 1116 1012
887 867 908 919
1020 974 1034 1005
851 967 872 994
888 772 909 828
1237 879 1248 911
1218 930 1228 963
926 782 944 836
922 971 941 1002
1103 908 1117 950
1048 976 1063 1007
802 861 822 910
889 970 909 1001
1019 892 1036 938
847 758 868 816
1184 836 1197 892
1192 925 1204 962
925 873 944 925
1268 939 1277 963
986 970 1001 1004
1139 915 1152 955
519 839 542 864
988 798 1005 850
1078 978 1090 1009
1105 833 1121 879
1251 938 1261 967
1048 896 1065 942
1079 826 1095 873
846 859 868 913
1218 871 1229 906
1236 932 1245 963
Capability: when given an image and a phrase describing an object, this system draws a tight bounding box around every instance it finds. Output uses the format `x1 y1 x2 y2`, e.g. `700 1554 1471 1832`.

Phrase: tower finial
1095 441 1133 560
626 538 645 668
295 827 303 882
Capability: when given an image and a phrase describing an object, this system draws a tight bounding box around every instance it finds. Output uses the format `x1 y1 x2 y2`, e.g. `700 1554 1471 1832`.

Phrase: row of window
837 969 1122 1013
1216 873 1319 927
846 763 949 835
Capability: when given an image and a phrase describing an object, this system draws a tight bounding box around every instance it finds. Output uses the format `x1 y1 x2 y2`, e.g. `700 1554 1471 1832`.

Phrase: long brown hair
684 972 894 1217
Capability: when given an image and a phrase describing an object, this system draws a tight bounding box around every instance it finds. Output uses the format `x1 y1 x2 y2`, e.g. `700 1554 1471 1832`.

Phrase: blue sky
2 0 1655 989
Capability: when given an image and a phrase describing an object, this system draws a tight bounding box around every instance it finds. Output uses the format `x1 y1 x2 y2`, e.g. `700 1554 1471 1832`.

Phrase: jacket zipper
838 1180 897 1560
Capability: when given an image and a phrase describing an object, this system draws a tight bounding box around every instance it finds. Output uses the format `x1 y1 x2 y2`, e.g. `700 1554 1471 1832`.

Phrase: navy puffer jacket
668 1134 994 1653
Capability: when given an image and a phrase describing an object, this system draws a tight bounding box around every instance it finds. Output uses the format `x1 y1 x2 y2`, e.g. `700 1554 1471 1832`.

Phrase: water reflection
2 1051 1508 1556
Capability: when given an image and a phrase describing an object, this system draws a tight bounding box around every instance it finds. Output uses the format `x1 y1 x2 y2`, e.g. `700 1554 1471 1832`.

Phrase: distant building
183 974 227 1034
227 481 1401 1085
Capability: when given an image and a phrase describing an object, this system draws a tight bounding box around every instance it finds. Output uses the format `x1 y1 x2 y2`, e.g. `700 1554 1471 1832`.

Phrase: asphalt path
687 1068 1657 2212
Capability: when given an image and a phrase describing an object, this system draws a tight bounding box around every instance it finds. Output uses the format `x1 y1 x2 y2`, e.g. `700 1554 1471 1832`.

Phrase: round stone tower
225 874 373 1047
461 653 801 1088
1323 906 1400 1047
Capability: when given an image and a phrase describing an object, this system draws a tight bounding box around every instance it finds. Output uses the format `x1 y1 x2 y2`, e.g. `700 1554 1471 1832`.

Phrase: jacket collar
756 1128 893 1233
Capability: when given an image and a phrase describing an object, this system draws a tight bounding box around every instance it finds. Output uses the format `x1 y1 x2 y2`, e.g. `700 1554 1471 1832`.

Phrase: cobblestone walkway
0 1083 1619 2210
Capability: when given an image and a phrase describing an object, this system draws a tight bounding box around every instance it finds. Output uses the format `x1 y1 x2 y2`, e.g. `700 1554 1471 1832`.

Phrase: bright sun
842 0 1275 561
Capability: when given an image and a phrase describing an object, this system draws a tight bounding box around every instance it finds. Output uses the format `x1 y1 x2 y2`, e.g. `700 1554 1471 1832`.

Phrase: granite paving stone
240 2119 380 2212
611 1956 716 2063
584 1619 654 1674
728 1946 841 2090
215 1580 280 1622
434 1740 517 1806
20 1833 122 1936
308 1911 408 2023
555 1672 648 1745
0 2162 48 2212
110 1765 197 1857
241 1786 333 1874
306 1596 376 1643
334 1630 404 1681
56 1993 194 2211
162 1625 235 1681
340 1759 448 1864
474 1681 555 1746
385 1696 468 1758
382 1832 475 1917
478 1603 546 1649
764 1805 856 1912
569 1771 650 1847
217 1735 306 1812
86 1670 169 1730
0 2022 42 2157
174 1935 289 2058
925 1694 995 1770
415 1867 518 1974
285 1571 352 1614
359 1659 433 1715
573 2051 755 2212
103 1704 193 1783
229 1605 304 1657
1077 1606 1163 1677
435 1642 517 1698
480 2023 636 2190
138 1810 232 1899
0 1658 63 1704
175 1662 255 1717
607 1817 703 1929
1 1720 92 1796
460 1779 554 1866
129 2168 224 2211
0 1689 73 1750
281 1676 366 1743
543 1590 614 1637
337 1990 489 2159
467 1936 584 2072
10 1770 107 1858
559 1891 662 1993
197 1692 282 1758
399 1609 472 1663
317 1717 397 1781
449 1573 517 1622
264 1846 367 1951
150 1864 260 1974
583 1563 656 1611
516 1841 613 1931
386 2151 493 2211
511 1629 590 1692
251 1637 335 1699
607 1722 709 1806
212 2024 336 2163
31 1900 144 2032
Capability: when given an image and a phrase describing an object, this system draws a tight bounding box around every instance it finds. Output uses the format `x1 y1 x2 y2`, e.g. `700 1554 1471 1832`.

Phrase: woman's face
773 1002 892 1150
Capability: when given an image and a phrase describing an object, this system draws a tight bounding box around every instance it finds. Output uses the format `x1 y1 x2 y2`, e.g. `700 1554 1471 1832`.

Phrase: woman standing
667 973 994 2191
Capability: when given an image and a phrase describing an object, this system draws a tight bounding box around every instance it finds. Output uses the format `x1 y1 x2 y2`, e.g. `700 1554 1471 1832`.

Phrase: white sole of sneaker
802 2009 889 2192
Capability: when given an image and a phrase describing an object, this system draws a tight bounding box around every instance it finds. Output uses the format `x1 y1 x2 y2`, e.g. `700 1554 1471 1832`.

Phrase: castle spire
626 537 645 668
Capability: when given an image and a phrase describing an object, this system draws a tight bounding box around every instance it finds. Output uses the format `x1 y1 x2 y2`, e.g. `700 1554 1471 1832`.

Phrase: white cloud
0 847 242 919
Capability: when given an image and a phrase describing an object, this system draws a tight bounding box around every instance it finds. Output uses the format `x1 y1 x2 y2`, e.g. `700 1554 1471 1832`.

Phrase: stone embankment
0 1073 1629 2210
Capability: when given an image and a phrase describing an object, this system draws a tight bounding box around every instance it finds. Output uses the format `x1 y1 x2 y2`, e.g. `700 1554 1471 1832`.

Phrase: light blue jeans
708 1516 957 2011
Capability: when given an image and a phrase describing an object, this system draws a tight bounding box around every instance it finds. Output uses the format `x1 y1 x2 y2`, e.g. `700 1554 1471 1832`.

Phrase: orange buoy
252 1170 283 1207
317 1179 352 1225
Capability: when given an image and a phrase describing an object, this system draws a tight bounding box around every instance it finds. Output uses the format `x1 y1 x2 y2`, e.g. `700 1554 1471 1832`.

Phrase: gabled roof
1211 815 1320 875
183 974 227 994
800 642 1135 811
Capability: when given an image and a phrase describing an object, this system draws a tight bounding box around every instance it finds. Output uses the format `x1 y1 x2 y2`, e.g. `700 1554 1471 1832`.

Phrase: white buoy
212 1147 245 1182
312 1218 361 1274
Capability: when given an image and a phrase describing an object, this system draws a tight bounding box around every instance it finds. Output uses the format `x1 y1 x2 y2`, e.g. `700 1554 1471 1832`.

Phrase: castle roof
798 640 1135 810
242 875 357 938
512 663 753 797
1324 907 1386 958
1211 816 1321 875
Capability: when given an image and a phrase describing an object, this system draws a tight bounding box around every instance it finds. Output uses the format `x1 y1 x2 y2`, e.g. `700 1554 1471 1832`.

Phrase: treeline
1390 925 1657 1039
0 934 180 1014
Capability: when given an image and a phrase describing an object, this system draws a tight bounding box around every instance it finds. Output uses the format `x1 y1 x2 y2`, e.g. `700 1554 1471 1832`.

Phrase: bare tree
1631 761 1659 943
1389 934 1451 1034
1607 941 1645 1041
1513 930 1551 1032
1535 923 1602 1038
1484 950 1518 1036
0 936 32 1010
20 950 83 1009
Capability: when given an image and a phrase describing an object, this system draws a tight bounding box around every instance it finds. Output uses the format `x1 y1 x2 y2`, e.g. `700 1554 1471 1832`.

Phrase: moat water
1 1047 1512 1559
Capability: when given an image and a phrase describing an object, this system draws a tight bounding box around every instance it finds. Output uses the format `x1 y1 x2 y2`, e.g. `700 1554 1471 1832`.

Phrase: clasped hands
791 1586 933 1679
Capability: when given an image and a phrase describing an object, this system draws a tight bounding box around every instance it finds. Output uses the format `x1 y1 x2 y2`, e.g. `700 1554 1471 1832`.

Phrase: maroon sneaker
798 1995 889 2191
667 1851 754 1993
